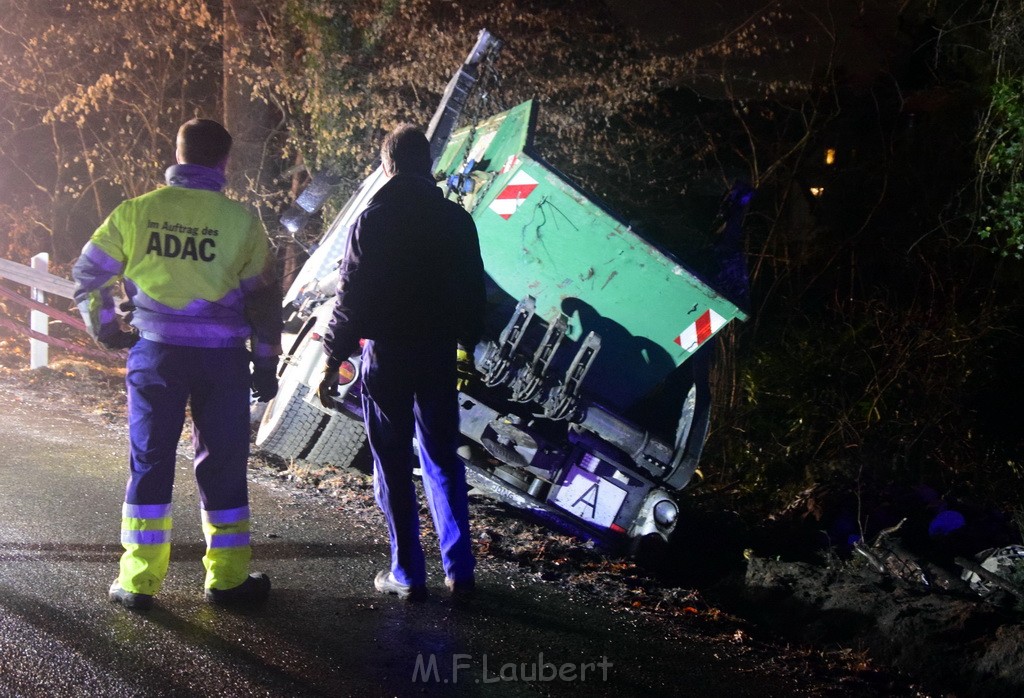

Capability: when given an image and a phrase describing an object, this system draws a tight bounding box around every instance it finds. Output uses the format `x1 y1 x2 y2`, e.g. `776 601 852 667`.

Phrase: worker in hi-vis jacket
73 118 282 611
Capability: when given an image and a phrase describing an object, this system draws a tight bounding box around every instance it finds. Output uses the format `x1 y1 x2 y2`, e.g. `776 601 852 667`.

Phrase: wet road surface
0 379 860 697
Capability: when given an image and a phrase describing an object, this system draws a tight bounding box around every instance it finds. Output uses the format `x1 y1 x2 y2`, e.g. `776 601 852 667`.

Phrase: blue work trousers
360 339 475 587
125 339 251 511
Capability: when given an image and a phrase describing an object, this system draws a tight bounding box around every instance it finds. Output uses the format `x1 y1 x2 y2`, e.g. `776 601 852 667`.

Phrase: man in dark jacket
319 124 486 601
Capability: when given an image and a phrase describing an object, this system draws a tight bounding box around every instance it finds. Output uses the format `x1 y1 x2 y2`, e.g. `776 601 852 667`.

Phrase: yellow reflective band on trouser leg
201 506 252 590
118 502 173 595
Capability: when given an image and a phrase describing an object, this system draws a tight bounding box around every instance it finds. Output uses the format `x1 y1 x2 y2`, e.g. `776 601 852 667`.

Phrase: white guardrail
0 254 76 368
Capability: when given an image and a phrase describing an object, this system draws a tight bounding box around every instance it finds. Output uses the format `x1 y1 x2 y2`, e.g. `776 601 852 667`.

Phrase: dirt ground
6 349 1024 697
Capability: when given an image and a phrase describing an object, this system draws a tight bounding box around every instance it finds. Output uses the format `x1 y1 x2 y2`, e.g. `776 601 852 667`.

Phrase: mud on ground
6 353 1024 696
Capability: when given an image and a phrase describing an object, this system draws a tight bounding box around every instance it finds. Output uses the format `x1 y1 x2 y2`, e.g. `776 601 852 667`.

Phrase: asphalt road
0 377 862 698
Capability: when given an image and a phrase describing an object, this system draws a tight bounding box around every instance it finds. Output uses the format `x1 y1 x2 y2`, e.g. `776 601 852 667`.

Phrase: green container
437 101 747 410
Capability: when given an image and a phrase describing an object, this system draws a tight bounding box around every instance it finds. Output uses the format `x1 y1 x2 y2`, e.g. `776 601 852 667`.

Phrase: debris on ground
738 549 1024 697
724 485 1024 697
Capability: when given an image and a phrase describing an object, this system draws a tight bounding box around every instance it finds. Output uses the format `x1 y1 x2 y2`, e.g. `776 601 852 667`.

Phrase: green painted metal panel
438 101 747 409
437 100 534 179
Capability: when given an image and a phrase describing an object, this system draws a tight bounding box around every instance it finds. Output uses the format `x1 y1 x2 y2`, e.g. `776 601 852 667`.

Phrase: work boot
109 580 154 611
374 570 427 602
445 577 476 600
204 572 271 606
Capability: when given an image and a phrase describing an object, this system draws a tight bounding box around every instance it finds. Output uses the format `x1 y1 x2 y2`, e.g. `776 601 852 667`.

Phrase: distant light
809 187 825 197
825 148 836 166
929 510 965 537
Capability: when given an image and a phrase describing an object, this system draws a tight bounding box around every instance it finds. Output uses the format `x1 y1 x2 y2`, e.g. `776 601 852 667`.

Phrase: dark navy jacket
323 173 486 369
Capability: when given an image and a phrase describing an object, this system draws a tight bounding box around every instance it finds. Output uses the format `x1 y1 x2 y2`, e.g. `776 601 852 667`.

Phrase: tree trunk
222 0 277 223
223 0 292 300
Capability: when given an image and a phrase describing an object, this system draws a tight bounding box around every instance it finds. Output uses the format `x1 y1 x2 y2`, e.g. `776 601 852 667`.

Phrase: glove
96 322 139 351
456 345 475 391
250 360 279 402
318 366 340 409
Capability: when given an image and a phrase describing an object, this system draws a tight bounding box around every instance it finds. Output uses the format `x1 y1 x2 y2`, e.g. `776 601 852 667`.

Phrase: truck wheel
255 380 327 461
303 414 370 471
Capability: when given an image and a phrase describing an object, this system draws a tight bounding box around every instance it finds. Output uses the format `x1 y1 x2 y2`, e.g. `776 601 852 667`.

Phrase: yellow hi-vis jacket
72 174 281 359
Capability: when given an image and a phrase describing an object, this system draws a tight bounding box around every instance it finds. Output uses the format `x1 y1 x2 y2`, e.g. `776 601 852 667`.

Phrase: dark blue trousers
360 338 475 587
125 339 251 511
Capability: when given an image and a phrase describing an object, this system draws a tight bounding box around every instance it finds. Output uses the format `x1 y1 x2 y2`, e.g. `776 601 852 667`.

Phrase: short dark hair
176 118 232 168
380 124 431 176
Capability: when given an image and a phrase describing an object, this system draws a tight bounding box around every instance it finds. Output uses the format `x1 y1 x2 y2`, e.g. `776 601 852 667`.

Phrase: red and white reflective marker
499 154 519 174
673 308 726 353
489 170 538 220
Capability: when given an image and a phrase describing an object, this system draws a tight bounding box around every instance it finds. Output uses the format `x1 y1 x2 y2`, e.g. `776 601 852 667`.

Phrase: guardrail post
30 253 49 369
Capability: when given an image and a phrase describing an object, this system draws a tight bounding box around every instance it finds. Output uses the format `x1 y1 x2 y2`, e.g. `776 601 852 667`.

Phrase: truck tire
303 414 370 471
255 381 327 461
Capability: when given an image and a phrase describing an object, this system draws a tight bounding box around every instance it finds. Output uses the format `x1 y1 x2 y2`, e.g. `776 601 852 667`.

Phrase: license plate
552 465 627 529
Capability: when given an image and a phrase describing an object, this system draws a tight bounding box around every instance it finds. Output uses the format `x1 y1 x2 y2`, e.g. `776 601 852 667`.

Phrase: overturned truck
256 30 748 548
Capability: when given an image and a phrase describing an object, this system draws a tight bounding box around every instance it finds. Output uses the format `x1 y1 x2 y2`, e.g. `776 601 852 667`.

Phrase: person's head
380 124 431 177
176 118 232 170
